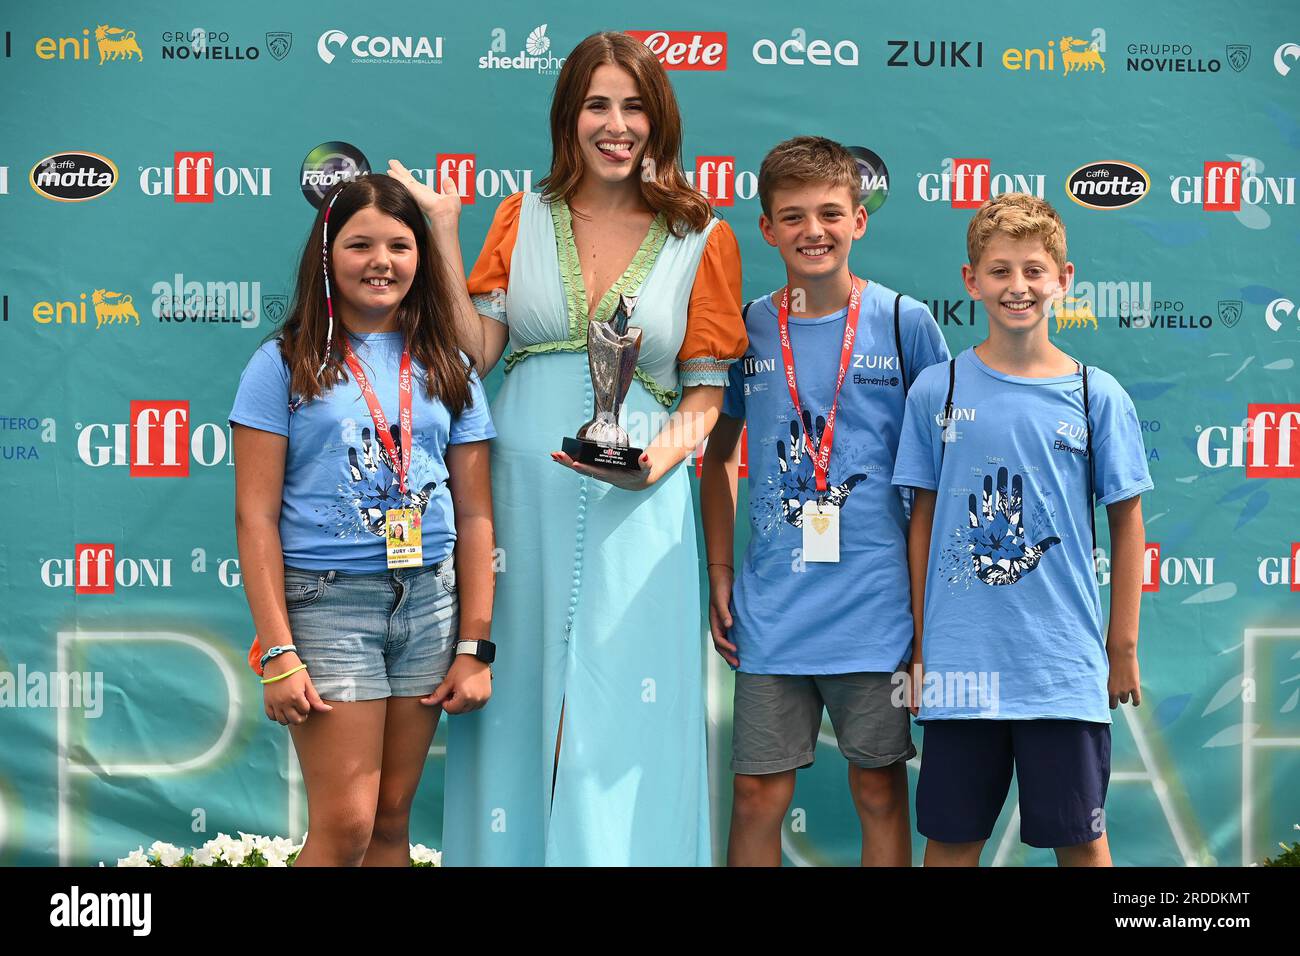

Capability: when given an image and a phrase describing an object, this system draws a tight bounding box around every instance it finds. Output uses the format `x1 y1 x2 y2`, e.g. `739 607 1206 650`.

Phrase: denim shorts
283 556 458 702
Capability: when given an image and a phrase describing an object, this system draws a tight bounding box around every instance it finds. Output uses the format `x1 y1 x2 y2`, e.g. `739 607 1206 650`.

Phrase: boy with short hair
702 136 949 866
892 192 1150 866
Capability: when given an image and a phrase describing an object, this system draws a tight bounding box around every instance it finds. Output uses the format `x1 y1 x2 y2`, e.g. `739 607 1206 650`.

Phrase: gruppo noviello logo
36 24 143 63
29 152 117 201
1002 29 1105 75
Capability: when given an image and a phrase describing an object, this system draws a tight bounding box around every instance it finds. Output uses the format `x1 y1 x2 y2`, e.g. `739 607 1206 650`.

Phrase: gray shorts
731 671 916 775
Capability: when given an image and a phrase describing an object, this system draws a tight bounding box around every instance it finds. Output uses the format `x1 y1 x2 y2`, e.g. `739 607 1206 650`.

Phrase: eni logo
95 25 143 63
1003 29 1106 75
1054 296 1098 331
93 290 139 328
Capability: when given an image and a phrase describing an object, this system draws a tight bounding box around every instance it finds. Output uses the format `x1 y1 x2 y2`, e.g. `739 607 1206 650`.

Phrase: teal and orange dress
445 191 745 865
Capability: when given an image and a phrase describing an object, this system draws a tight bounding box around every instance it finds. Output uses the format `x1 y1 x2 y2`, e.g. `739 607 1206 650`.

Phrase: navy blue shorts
916 719 1111 849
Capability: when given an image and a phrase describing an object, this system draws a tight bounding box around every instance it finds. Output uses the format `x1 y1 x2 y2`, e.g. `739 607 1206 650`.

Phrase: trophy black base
561 437 645 471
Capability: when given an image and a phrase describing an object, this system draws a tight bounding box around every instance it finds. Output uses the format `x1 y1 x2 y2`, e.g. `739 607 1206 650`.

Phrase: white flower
409 843 442 865
192 847 214 866
148 841 185 867
117 847 150 867
223 842 249 866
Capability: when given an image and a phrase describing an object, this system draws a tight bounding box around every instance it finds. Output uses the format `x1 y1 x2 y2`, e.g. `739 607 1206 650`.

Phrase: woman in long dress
393 31 745 865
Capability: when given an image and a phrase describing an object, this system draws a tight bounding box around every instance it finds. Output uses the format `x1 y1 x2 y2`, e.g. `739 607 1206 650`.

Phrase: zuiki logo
1170 159 1296 212
480 24 565 74
1066 161 1149 210
76 401 235 475
886 39 984 68
627 30 727 70
1002 29 1106 75
152 274 263 327
1053 418 1087 457
36 24 143 64
407 156 533 206
161 29 260 61
1196 404 1300 478
317 30 442 65
1258 543 1300 590
300 141 371 207
1276 42 1300 76
139 152 271 201
753 28 858 67
1142 543 1215 591
29 152 117 202
33 289 139 328
852 353 899 387
1265 297 1297 332
847 146 889 214
922 298 981 326
41 544 172 594
266 33 293 61
1125 42 1234 74
917 158 1045 207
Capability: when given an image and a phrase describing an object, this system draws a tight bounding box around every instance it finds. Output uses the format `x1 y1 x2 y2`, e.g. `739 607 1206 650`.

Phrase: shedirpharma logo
317 30 442 65
480 24 565 74
1066 161 1149 210
30 152 117 202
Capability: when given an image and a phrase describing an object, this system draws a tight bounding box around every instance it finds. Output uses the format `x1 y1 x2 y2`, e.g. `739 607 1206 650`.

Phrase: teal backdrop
1 0 1298 866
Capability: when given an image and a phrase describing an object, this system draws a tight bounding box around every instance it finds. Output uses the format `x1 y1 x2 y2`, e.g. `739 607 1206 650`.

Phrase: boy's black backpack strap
939 358 957 465
893 293 908 395
742 301 752 322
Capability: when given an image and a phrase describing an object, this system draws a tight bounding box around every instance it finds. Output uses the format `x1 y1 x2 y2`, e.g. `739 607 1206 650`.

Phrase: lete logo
1275 42 1300 76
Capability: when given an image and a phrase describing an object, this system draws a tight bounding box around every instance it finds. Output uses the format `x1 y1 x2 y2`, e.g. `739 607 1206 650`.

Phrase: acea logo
1142 543 1215 592
316 29 442 65
42 544 173 594
139 152 271 201
1066 161 1149 210
35 24 143 64
1196 404 1300 478
34 289 139 328
917 158 1045 207
1258 543 1300 590
752 28 858 67
76 401 234 475
408 155 533 206
627 30 726 70
300 141 370 207
1002 29 1105 75
1275 42 1300 76
30 152 117 202
480 24 565 74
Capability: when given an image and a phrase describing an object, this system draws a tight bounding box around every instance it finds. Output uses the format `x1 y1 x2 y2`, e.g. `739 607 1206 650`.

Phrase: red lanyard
341 339 413 498
776 277 864 493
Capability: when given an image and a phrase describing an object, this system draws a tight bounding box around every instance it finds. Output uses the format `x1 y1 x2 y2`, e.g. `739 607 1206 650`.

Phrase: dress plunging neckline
551 198 669 341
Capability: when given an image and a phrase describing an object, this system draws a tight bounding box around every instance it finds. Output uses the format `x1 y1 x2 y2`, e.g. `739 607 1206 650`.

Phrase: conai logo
1195 404 1300 478
409 156 533 206
1257 543 1300 590
41 544 173 594
753 29 858 66
1142 543 1215 591
76 402 235 475
316 30 442 64
917 158 1045 207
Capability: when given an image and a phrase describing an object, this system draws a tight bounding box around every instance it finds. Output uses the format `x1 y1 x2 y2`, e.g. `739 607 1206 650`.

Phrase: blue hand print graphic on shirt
774 410 867 528
344 424 440 537
966 466 1060 586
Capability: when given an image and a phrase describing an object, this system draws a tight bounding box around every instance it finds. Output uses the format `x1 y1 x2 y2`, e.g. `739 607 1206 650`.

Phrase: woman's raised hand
387 159 462 226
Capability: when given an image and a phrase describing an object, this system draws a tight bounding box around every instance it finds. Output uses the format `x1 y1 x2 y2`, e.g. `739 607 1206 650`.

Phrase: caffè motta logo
1066 161 1149 210
35 25 143 64
30 152 117 202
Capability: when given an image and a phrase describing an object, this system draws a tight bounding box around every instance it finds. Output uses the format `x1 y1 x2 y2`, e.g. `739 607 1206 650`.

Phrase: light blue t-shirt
229 331 496 572
891 347 1153 723
722 282 950 674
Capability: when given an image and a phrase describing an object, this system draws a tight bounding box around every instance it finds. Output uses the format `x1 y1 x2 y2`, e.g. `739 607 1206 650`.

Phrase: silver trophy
562 293 646 470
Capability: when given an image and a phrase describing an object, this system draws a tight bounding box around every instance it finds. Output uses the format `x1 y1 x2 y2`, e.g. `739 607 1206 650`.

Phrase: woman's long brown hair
537 31 712 238
276 175 473 414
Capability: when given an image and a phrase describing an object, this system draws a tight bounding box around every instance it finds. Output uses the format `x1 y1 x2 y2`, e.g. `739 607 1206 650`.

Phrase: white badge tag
802 501 840 563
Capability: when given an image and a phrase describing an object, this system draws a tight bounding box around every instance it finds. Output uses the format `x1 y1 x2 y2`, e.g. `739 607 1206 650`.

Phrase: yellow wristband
260 663 307 685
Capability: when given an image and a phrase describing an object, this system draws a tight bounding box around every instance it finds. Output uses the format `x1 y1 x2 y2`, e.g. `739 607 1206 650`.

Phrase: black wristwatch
455 639 496 664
